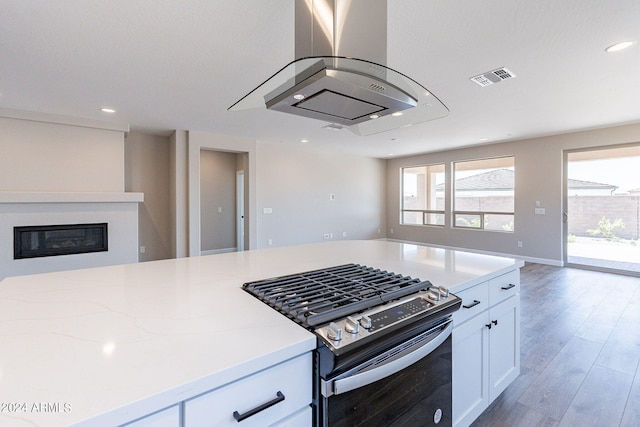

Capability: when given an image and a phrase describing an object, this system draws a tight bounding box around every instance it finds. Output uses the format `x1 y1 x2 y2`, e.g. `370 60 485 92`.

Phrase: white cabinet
452 269 520 427
452 308 490 426
488 295 520 399
121 405 181 427
119 353 312 427
184 353 311 427
271 406 313 427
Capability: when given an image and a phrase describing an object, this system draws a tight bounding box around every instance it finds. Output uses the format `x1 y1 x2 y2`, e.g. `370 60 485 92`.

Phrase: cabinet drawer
122 404 180 427
272 406 312 427
489 269 520 305
453 281 489 326
184 353 311 427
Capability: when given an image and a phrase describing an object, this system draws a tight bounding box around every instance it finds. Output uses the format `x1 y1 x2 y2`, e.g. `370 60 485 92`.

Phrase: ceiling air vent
470 67 516 87
322 123 345 131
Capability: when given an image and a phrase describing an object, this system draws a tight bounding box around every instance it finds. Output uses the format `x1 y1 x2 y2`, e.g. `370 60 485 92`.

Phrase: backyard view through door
566 146 640 274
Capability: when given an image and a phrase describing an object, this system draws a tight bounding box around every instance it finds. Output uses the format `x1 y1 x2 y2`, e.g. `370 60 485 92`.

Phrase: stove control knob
427 289 441 302
438 286 450 298
345 316 360 334
359 315 372 329
327 322 343 341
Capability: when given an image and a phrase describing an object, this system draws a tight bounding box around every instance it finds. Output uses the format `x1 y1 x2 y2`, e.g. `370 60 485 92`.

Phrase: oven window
321 335 452 426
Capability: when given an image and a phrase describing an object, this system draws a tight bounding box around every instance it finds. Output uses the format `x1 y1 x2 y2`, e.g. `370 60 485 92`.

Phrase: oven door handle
324 321 453 397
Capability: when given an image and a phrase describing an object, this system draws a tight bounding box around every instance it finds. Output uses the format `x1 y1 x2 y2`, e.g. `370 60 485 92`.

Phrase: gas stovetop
243 264 461 350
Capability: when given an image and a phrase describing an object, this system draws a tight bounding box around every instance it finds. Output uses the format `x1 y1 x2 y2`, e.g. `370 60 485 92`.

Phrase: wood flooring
471 263 640 427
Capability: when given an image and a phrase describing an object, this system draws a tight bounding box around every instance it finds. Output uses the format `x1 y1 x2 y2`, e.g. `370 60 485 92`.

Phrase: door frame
236 170 245 251
563 144 640 275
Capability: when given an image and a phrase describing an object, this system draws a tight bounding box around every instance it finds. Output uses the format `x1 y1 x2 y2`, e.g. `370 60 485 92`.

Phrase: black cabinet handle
233 391 285 422
486 323 492 330
492 319 498 326
501 283 516 291
463 300 481 309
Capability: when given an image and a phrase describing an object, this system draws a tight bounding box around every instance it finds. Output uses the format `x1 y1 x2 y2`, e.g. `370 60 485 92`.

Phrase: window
401 164 445 226
453 157 514 232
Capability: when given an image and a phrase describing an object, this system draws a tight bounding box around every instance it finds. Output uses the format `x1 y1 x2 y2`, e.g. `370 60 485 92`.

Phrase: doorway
199 150 248 255
565 145 640 275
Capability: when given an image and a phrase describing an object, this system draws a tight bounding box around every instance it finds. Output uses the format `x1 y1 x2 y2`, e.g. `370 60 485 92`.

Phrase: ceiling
1 0 639 158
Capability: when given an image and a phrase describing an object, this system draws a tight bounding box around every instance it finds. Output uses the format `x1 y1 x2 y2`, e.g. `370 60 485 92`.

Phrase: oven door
318 320 453 427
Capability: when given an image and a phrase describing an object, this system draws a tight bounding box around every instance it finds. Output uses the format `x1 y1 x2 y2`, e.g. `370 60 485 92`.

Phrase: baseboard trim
201 247 237 256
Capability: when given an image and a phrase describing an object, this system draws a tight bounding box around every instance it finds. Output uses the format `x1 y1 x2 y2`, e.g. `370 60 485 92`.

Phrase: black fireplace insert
14 223 108 259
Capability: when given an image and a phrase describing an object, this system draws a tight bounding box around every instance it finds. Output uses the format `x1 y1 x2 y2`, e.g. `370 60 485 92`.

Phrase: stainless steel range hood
228 0 449 136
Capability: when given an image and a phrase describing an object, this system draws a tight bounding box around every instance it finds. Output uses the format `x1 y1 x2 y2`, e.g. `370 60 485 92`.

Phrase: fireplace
14 223 108 259
1 191 142 280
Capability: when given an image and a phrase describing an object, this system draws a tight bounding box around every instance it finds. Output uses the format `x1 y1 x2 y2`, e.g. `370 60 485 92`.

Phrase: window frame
400 163 446 227
452 156 515 233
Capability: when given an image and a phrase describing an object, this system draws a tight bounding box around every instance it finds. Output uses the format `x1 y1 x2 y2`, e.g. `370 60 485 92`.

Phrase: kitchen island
0 240 523 426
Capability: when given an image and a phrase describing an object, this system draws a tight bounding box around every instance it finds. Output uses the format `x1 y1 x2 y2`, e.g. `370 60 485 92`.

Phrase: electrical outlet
323 233 330 240
268 239 272 246
342 231 347 238
517 241 523 248
330 194 336 201
139 246 145 253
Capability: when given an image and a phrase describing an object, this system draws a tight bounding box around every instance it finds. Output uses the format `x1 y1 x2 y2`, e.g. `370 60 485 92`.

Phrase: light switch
535 208 545 215
263 207 273 214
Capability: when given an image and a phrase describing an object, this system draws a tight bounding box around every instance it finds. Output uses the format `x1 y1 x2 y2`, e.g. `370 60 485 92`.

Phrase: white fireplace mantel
0 191 144 204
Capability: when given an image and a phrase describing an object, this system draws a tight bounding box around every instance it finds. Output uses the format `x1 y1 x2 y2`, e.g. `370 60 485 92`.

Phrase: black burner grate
243 264 432 327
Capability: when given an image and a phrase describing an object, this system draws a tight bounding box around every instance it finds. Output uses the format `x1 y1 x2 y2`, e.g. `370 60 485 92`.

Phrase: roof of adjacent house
436 169 617 191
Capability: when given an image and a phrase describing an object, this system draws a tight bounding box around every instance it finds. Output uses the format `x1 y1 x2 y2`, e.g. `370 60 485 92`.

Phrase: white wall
0 111 138 280
169 130 189 258
255 142 386 248
125 132 171 261
386 123 640 265
0 113 125 192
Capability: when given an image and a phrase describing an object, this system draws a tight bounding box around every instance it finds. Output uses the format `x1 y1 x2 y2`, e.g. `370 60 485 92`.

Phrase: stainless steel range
243 263 461 426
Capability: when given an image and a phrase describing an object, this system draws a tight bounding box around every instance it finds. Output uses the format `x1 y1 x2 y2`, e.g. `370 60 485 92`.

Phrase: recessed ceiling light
100 107 116 113
605 41 636 52
293 94 305 100
369 114 380 119
391 112 403 117
300 139 309 143
479 137 489 142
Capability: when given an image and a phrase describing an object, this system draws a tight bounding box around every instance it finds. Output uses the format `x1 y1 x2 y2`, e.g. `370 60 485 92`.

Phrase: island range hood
228 0 449 136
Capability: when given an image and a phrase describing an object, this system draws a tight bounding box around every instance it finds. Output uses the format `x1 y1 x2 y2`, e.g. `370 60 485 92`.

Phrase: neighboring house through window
453 157 515 232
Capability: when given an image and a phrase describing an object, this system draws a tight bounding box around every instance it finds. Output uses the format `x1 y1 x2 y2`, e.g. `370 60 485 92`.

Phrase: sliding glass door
565 145 640 274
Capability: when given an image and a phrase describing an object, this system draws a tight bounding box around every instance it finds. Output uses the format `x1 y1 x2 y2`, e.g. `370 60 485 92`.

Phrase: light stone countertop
0 240 523 426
